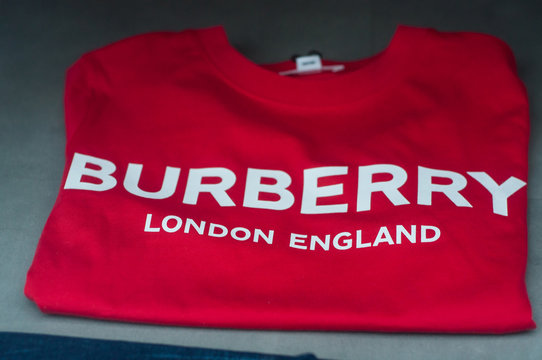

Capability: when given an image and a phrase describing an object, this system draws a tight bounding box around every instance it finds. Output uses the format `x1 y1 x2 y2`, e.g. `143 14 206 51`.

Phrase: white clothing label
295 55 322 72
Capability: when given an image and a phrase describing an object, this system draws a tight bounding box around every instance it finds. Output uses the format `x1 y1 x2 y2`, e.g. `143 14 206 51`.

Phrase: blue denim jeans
0 332 320 360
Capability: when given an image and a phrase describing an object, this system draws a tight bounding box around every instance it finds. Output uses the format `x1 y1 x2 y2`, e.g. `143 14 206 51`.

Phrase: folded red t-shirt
24 24 536 333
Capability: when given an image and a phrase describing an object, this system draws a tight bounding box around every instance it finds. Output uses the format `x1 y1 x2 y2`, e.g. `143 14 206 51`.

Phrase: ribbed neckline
193 24 419 107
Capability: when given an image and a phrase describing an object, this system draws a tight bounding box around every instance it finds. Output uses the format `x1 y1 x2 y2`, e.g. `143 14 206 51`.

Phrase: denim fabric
0 332 320 360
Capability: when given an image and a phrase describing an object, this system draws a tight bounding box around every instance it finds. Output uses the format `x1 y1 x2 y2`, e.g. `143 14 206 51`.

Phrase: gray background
1 1 541 359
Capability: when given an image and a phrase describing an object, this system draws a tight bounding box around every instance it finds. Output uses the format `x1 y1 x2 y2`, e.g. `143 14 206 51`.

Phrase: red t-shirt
24 24 535 333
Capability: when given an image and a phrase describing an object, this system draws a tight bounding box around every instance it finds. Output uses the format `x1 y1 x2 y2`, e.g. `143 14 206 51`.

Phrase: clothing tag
277 53 345 76
295 55 322 72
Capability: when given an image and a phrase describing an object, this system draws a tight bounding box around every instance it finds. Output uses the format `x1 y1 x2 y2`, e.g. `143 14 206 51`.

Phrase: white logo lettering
64 152 117 191
243 168 294 210
301 167 348 214
183 168 236 206
417 166 472 207
357 164 410 211
63 153 526 217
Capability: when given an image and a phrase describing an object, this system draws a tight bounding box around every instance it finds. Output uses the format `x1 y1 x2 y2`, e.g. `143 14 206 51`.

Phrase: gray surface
1 1 541 359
